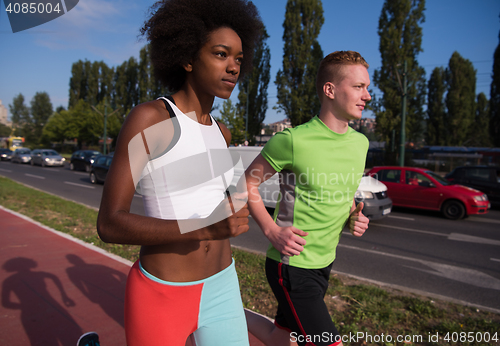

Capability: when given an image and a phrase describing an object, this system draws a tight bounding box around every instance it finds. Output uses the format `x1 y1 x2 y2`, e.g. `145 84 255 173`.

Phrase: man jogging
244 51 371 346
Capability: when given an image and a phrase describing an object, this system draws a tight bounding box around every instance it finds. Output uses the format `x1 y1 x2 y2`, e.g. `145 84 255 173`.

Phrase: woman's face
186 27 243 99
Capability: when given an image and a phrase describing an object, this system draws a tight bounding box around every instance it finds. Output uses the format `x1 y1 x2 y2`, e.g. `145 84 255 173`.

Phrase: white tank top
137 97 234 220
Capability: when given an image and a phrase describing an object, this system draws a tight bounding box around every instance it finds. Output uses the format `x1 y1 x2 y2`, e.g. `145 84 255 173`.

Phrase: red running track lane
0 206 265 346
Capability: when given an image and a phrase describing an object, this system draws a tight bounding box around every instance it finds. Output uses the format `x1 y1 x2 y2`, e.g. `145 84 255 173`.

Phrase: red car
366 166 490 220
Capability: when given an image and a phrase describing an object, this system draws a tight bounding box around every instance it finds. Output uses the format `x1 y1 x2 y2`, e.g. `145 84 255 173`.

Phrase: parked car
11 148 32 164
367 166 490 220
30 149 66 167
0 148 13 161
445 165 500 206
228 147 392 220
354 175 393 220
70 150 101 172
90 154 113 184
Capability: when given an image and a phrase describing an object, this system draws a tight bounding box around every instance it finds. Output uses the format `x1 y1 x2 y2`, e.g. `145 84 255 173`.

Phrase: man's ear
323 82 335 100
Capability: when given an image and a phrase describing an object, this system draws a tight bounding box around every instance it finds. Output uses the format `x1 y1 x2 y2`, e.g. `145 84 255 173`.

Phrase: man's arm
244 154 308 256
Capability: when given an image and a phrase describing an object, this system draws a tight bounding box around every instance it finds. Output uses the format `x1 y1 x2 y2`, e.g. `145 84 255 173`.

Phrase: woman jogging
95 1 263 345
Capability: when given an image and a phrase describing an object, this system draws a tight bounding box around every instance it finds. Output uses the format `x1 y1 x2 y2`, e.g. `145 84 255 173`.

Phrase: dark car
367 166 490 220
445 166 500 206
70 150 101 172
89 154 113 184
0 148 13 161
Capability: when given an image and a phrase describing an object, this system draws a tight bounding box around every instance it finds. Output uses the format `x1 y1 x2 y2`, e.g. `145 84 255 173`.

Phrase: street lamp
91 104 120 155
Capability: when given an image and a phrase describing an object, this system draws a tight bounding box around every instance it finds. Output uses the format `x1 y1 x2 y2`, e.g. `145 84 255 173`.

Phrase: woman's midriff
138 239 233 282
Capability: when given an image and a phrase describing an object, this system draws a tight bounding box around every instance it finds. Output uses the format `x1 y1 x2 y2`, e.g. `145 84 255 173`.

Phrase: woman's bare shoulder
124 100 171 131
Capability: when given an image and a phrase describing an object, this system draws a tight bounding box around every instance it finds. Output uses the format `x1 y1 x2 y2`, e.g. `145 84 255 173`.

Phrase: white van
229 146 392 220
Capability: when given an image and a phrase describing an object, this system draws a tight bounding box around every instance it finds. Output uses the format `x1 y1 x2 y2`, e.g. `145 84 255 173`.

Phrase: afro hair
141 0 263 92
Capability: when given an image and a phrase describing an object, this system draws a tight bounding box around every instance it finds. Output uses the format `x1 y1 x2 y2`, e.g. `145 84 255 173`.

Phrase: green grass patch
1 176 499 345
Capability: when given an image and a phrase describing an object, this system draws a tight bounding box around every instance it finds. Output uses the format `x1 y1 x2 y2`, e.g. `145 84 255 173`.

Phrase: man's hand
265 225 308 256
349 202 369 237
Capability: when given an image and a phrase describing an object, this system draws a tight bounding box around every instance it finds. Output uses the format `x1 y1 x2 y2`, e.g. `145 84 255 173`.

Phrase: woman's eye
216 52 227 57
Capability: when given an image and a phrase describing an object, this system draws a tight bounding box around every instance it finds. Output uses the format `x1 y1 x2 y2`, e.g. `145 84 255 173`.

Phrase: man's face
331 64 371 121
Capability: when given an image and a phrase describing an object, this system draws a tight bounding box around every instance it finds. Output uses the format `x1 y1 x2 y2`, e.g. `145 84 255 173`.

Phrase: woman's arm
96 101 248 245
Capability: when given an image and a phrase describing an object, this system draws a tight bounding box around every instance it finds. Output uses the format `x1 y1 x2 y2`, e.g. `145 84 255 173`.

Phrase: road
0 160 145 215
1 160 500 313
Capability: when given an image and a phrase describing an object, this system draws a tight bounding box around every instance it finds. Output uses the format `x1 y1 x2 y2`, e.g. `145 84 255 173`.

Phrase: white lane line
338 244 500 291
466 217 500 225
64 181 95 189
25 173 45 179
388 215 415 221
0 168 12 172
448 233 500 246
370 222 444 237
72 172 89 176
370 223 500 246
491 258 500 263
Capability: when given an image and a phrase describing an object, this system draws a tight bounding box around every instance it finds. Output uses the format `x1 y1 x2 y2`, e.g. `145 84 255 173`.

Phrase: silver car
11 148 32 164
30 149 66 167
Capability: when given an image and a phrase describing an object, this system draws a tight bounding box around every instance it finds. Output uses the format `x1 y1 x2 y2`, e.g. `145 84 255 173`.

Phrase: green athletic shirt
261 116 369 269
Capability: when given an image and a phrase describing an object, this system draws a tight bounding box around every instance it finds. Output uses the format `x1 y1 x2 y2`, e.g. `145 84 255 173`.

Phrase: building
268 118 291 134
349 117 376 132
0 100 10 127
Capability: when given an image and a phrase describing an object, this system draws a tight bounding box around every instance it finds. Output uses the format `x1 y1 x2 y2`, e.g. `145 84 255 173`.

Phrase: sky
1 0 499 125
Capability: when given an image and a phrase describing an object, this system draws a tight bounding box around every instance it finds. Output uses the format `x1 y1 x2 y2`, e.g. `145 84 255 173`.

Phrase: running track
0 206 265 346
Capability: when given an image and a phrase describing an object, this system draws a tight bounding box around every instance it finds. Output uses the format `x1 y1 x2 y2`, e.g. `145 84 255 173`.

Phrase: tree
43 99 121 150
9 93 30 135
42 109 72 145
113 57 139 117
468 92 490 147
138 45 167 104
30 92 53 142
373 0 426 151
55 106 65 113
69 60 113 109
138 45 153 104
216 99 246 145
426 67 447 146
445 52 476 146
237 28 271 145
0 123 11 137
275 0 324 127
69 60 86 109
490 28 500 147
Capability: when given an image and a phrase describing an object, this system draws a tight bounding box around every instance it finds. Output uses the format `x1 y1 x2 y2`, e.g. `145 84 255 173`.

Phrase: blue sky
1 0 499 124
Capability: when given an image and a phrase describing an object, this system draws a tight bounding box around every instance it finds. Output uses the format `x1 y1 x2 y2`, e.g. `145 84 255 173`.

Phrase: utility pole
398 60 407 167
91 104 120 155
103 104 107 155
245 82 249 145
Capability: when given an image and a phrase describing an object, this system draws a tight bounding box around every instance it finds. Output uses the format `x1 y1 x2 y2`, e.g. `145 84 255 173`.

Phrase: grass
1 175 499 346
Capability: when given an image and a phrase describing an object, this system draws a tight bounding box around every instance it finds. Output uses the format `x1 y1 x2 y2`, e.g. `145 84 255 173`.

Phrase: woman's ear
323 82 335 100
184 62 193 72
